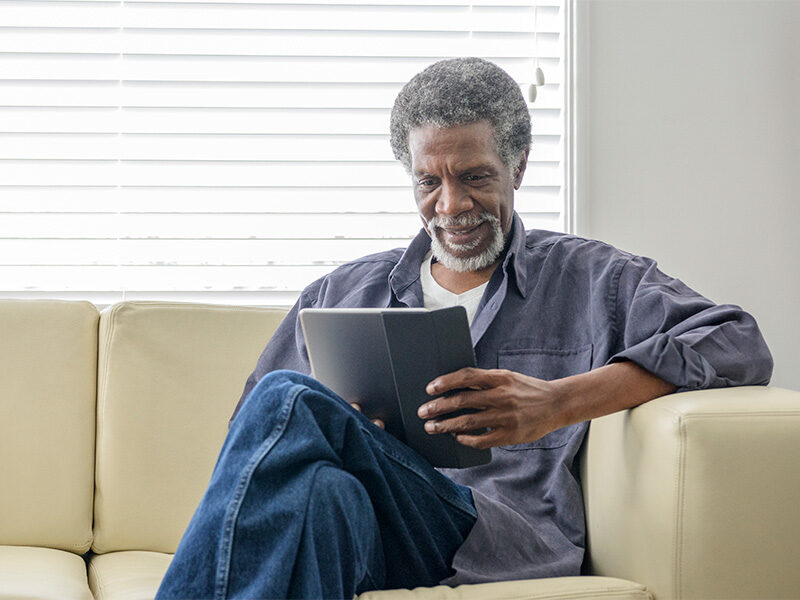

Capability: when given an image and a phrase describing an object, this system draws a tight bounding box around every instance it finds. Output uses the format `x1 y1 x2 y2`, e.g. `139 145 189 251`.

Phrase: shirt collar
388 224 431 301
389 212 528 300
503 212 529 298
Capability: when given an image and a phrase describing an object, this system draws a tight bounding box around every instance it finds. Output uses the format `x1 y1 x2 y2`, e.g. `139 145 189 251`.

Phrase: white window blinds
0 0 566 306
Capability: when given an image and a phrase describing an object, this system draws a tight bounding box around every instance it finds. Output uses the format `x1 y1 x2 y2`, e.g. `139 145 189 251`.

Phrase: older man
156 58 772 599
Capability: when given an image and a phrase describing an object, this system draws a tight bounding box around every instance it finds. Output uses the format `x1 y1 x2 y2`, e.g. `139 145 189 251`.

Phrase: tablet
299 307 491 468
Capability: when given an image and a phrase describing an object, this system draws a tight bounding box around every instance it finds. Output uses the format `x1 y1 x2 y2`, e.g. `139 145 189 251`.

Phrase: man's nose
436 180 473 216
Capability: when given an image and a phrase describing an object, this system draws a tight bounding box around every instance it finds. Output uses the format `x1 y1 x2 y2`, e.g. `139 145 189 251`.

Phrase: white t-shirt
419 251 488 326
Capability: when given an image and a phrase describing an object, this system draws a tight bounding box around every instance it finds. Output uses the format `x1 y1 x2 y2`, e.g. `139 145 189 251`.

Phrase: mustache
427 212 499 229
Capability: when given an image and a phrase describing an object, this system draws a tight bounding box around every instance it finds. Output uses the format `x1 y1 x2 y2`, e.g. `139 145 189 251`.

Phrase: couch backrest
0 300 98 553
92 301 287 554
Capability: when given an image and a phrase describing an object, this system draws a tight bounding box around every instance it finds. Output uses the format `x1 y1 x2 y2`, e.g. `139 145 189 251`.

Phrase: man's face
408 120 526 272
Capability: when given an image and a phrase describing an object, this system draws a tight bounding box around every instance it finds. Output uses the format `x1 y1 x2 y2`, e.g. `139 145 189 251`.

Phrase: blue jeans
156 370 477 599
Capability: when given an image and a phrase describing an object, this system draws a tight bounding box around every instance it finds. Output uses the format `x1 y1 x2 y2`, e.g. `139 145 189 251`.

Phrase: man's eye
418 179 436 187
464 175 484 182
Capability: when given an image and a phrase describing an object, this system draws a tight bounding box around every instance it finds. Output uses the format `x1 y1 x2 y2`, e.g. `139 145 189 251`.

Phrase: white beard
428 211 506 273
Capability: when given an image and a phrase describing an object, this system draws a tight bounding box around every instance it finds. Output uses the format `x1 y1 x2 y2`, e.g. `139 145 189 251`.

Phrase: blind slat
0 81 563 110
0 238 413 265
0 107 563 135
121 1 562 7
0 29 561 59
0 187 564 214
0 160 562 187
0 212 561 239
0 133 562 162
0 56 562 85
0 4 561 33
11 227 615 265
0 265 337 291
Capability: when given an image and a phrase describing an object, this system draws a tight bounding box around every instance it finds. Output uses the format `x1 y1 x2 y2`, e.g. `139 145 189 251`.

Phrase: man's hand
350 403 385 430
417 367 566 449
417 362 679 449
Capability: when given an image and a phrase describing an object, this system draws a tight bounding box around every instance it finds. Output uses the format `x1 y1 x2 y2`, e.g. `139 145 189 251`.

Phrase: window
0 0 567 306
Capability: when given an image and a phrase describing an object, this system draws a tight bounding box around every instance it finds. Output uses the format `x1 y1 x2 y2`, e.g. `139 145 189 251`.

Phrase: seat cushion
92 301 288 554
358 576 651 600
88 551 172 600
87 555 651 600
0 300 98 553
0 545 93 600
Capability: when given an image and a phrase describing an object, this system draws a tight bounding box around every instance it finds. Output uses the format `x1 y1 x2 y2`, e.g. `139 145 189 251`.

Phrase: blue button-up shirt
231 213 772 584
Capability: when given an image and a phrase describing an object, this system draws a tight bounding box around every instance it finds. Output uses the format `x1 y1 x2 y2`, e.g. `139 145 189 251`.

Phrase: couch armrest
580 386 800 599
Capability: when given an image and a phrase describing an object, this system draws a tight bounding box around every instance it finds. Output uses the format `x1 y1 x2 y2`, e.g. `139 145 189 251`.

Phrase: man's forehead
408 121 501 168
412 159 497 177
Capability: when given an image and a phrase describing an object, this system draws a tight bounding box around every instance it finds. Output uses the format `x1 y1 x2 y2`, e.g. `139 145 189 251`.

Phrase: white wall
575 0 800 390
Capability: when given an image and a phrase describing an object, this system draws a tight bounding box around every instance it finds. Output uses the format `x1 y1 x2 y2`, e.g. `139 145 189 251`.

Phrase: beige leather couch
2 299 799 600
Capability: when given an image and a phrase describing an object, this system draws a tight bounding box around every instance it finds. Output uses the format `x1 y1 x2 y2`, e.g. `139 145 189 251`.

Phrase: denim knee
245 370 343 411
249 369 307 400
306 465 372 521
253 370 357 420
235 370 307 421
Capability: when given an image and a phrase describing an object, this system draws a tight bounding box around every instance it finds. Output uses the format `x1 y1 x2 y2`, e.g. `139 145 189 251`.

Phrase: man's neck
430 259 500 295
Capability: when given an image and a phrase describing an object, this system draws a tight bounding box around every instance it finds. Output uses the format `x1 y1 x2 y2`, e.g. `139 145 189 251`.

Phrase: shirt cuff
607 333 717 391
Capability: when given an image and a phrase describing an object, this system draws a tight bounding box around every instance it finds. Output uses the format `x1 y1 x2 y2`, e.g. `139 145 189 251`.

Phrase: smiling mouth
441 222 484 236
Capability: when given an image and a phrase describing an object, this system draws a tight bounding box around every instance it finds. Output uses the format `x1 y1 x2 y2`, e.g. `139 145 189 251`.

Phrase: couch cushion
92 301 288 554
88 551 173 600
87 555 650 600
0 300 97 553
358 577 651 600
0 545 93 600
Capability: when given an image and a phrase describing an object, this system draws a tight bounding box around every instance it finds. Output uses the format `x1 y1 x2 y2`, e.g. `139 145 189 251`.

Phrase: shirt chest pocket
497 344 593 450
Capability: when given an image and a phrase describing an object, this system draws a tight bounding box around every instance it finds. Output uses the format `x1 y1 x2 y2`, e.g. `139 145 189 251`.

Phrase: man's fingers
423 409 496 436
350 403 384 429
453 429 503 450
426 367 513 396
419 393 462 418
418 388 499 419
426 367 488 395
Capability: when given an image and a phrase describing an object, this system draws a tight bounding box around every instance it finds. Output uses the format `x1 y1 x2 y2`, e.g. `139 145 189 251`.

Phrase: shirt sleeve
607 255 773 390
228 288 316 428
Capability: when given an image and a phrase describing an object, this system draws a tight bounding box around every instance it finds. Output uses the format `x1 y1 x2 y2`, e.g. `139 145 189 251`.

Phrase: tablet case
300 307 491 468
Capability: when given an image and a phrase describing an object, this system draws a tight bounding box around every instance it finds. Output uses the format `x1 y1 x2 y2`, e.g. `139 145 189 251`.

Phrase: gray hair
390 57 531 173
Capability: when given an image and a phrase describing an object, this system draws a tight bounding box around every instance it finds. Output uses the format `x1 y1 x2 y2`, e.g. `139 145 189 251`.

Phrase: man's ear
513 150 529 189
